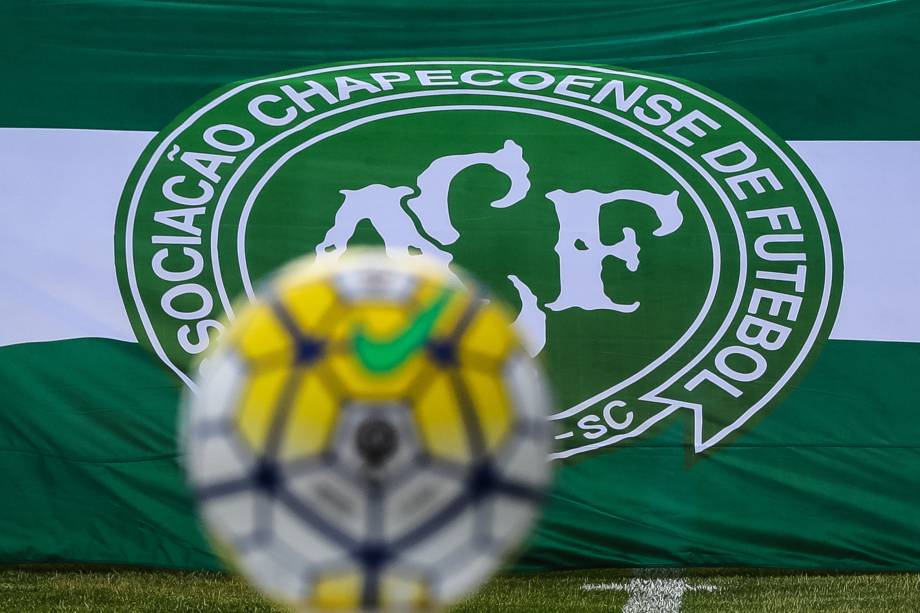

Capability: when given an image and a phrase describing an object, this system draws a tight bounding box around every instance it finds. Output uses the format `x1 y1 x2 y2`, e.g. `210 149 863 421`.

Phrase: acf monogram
115 61 842 459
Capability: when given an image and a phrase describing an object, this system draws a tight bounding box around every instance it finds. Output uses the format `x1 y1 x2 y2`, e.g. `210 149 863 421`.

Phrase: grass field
1 566 919 612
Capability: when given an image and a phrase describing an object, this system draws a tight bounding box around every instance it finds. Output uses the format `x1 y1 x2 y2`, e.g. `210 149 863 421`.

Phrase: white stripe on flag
0 129 917 347
791 141 920 344
0 129 150 346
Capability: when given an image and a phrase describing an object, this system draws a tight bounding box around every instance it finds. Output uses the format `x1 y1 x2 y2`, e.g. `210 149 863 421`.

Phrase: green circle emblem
116 60 842 457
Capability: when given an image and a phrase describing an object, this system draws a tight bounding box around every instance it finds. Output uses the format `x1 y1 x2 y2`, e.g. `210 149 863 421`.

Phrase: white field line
582 578 718 613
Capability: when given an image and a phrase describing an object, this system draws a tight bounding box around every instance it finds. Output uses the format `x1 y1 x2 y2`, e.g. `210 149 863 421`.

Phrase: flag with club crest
1 0 919 570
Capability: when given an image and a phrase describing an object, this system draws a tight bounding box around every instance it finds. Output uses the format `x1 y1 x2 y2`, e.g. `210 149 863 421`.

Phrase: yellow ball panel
330 302 412 341
412 374 470 463
457 303 519 364
236 367 289 454
460 367 513 453
328 281 466 343
380 574 430 609
411 277 442 306
311 572 361 610
327 352 430 400
278 371 339 461
278 281 341 336
231 303 294 365
430 290 474 339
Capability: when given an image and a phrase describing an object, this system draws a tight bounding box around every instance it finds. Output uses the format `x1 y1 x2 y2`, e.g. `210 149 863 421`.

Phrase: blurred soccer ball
183 251 553 610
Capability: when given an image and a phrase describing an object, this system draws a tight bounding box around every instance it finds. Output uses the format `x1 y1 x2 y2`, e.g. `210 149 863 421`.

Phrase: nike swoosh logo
354 289 453 373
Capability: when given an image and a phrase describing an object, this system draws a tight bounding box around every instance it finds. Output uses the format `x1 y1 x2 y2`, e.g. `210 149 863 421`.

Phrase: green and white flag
2 0 919 570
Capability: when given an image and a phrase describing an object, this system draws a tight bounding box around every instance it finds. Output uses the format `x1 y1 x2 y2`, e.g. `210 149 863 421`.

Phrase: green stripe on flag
1 1 918 137
2 337 918 570
527 339 920 571
0 338 216 569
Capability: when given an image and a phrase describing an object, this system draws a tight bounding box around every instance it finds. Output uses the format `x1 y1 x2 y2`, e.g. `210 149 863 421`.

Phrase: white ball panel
383 468 465 542
283 469 368 542
494 429 551 489
400 505 476 568
484 495 538 547
186 431 254 486
270 498 349 565
239 541 310 602
201 491 266 542
192 350 246 424
333 266 417 303
431 544 499 602
504 353 552 424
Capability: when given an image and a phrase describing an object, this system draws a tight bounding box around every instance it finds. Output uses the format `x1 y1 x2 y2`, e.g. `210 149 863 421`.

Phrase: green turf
1 566 920 612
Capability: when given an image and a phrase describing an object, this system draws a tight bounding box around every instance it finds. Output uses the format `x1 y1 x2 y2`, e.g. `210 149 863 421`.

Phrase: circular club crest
116 60 842 458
